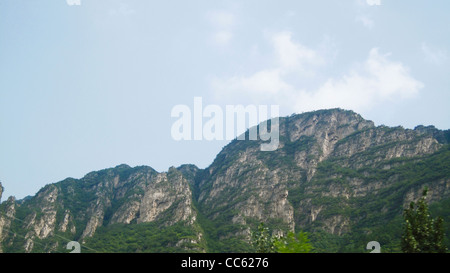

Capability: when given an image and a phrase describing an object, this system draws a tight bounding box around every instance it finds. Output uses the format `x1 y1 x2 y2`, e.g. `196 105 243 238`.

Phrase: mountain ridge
1 108 449 253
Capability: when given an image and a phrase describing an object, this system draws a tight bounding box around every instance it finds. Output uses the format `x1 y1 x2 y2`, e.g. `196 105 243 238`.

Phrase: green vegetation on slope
83 221 204 253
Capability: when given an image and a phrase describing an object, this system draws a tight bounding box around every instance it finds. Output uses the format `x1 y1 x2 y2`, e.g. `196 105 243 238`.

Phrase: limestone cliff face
138 168 196 225
196 110 375 230
0 196 16 253
196 109 449 240
22 185 60 252
0 109 449 252
0 165 200 252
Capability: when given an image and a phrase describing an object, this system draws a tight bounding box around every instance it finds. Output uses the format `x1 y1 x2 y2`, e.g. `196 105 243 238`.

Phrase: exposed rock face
196 109 449 241
58 210 76 233
0 109 449 252
138 168 196 225
0 165 201 252
0 197 16 253
80 198 106 242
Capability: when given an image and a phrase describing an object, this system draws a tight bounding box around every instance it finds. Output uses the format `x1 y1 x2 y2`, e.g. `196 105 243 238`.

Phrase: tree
251 223 313 253
401 187 447 253
274 231 312 253
251 223 277 253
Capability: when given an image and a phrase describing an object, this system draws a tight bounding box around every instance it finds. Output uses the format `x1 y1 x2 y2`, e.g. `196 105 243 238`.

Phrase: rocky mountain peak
286 109 374 135
0 109 448 253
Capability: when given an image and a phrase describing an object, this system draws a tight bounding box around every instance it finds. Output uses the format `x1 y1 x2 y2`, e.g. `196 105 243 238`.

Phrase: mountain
1 109 449 253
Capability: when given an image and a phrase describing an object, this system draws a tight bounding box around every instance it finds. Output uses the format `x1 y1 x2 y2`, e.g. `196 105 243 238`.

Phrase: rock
0 196 16 253
0 109 449 252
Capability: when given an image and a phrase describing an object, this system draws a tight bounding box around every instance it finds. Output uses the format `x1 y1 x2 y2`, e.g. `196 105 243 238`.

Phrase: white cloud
211 32 323 103
354 0 380 28
421 42 448 65
355 15 374 29
270 31 324 70
211 31 423 114
212 68 292 100
212 31 233 46
207 11 235 29
207 10 235 46
366 0 381 6
294 48 423 112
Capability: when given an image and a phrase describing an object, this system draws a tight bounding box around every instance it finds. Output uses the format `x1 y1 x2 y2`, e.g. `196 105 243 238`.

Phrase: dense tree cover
290 145 450 252
83 221 204 253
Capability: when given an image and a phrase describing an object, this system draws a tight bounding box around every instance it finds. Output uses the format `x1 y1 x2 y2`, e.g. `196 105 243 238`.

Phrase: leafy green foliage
401 188 447 253
84 221 204 253
251 223 277 253
193 204 251 253
251 223 312 253
274 231 312 253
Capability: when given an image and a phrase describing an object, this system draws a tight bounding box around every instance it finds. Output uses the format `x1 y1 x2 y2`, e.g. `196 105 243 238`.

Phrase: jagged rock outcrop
0 108 449 253
0 196 16 253
138 168 196 225
195 109 450 245
0 165 201 252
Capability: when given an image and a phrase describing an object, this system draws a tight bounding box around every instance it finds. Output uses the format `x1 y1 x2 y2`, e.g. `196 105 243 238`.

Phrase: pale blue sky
1 0 449 200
